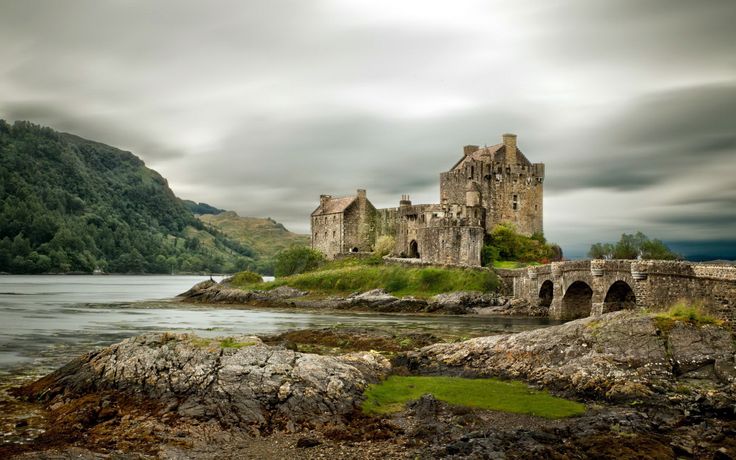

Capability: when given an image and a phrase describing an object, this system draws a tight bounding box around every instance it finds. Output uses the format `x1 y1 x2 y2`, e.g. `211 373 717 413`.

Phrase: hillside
199 211 309 270
0 120 259 274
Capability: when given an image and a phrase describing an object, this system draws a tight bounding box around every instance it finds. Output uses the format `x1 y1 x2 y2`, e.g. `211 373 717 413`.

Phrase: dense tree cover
481 223 562 266
182 200 225 216
0 120 259 274
588 232 680 260
273 246 325 277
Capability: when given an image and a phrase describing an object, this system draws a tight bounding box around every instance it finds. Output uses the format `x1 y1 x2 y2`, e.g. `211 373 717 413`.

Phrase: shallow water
0 275 559 381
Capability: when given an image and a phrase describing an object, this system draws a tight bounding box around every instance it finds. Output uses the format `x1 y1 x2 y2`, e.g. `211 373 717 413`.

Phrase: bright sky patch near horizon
1 0 734 259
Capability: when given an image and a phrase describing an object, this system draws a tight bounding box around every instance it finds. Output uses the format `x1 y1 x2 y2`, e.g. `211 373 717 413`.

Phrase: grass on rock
362 376 586 419
230 258 498 297
653 301 723 328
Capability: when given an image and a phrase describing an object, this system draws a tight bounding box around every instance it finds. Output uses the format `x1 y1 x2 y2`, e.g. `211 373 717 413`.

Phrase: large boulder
18 333 390 432
404 311 736 400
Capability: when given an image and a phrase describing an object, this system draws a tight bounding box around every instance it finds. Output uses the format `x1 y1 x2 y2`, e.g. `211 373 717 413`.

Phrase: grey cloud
548 83 736 193
1 0 734 259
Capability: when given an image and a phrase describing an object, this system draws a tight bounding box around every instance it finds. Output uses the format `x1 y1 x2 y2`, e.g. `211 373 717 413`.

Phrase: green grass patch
258 264 498 297
219 337 257 348
653 301 723 329
492 260 541 269
362 376 585 419
230 270 263 286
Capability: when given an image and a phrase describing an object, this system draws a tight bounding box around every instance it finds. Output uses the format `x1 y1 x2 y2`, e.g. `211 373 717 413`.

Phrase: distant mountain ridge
0 120 298 274
198 211 309 269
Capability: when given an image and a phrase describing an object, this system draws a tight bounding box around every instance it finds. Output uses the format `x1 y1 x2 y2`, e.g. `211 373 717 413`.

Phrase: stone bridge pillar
630 260 652 309
589 259 608 315
548 262 564 319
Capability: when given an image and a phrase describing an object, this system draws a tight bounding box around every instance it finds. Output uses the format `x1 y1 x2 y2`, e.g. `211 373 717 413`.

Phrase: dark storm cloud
0 0 734 258
548 83 736 192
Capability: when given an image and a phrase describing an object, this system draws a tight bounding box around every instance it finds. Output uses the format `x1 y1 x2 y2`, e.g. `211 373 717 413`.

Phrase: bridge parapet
499 259 736 323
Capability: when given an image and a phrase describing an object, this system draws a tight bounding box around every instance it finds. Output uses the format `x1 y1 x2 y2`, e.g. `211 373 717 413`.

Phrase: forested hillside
0 120 259 274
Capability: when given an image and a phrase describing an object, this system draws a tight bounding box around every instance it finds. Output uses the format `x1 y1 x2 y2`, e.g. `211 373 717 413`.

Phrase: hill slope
199 211 309 271
0 120 260 274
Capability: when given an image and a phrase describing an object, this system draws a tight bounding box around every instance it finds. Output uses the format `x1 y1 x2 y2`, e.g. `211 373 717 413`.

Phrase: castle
311 133 544 266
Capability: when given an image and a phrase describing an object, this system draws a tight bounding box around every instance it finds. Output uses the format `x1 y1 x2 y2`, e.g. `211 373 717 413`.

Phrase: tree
588 232 679 260
274 246 325 277
480 223 558 266
373 236 395 257
588 242 614 259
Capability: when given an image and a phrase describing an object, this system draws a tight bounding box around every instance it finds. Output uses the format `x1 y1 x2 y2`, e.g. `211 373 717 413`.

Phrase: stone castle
310 133 544 266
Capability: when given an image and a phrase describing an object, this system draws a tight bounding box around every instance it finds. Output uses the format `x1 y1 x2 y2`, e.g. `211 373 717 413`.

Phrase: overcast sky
1 0 734 259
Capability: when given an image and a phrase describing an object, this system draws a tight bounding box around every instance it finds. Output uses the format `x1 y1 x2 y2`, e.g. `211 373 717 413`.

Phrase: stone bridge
497 260 736 321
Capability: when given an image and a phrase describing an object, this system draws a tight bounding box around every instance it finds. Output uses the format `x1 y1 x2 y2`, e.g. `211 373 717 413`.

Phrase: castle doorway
409 240 420 258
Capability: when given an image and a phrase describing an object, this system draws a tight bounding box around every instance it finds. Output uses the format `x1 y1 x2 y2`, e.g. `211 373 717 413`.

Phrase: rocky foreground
178 279 540 315
2 312 736 459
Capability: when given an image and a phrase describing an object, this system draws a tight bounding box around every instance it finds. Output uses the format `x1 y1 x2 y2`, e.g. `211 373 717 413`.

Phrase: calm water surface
0 275 559 381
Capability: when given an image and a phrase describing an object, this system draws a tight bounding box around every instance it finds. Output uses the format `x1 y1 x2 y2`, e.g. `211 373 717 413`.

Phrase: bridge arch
561 280 593 320
538 280 553 309
602 280 636 313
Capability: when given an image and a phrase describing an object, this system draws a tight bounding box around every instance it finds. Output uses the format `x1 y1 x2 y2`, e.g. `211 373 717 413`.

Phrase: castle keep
311 134 544 266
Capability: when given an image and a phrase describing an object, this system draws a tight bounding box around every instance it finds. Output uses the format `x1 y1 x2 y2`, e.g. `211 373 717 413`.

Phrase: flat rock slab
406 311 736 401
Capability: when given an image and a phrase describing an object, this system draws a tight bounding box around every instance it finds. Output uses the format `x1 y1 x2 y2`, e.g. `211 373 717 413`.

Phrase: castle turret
503 133 517 164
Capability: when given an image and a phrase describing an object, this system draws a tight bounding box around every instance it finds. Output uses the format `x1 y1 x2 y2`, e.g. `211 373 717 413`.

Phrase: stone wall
417 224 484 266
341 192 377 253
439 159 543 236
311 213 343 259
505 260 736 323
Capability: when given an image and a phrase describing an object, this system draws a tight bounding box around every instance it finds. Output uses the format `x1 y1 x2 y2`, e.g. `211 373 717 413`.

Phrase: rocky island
2 309 735 459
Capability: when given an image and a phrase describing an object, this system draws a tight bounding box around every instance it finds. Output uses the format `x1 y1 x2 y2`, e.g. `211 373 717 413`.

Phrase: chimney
463 145 479 156
503 133 517 164
319 194 331 208
357 189 366 200
399 194 412 207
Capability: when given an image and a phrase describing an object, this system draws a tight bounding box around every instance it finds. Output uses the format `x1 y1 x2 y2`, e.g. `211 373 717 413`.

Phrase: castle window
333 231 336 237
469 165 474 178
513 194 518 211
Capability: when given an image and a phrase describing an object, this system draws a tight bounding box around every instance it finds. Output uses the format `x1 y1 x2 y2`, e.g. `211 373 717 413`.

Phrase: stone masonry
311 133 544 266
498 259 736 322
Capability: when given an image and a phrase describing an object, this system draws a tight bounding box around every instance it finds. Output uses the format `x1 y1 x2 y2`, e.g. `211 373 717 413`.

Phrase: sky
1 0 734 259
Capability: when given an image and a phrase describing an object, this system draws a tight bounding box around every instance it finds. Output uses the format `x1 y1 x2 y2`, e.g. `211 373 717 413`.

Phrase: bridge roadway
496 260 736 321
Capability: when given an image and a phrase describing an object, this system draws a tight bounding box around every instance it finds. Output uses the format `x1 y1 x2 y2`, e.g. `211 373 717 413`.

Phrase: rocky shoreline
2 311 735 459
177 279 544 316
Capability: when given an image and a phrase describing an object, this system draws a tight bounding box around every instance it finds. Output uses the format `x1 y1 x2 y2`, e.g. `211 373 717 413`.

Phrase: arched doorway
538 280 553 309
409 240 420 258
561 281 593 320
603 280 636 313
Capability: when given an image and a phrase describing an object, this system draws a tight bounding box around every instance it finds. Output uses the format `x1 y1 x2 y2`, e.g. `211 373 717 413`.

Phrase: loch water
0 275 559 382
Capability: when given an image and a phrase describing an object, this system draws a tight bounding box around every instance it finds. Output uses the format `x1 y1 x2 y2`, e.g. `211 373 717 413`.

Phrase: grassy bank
362 376 585 419
231 259 498 298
